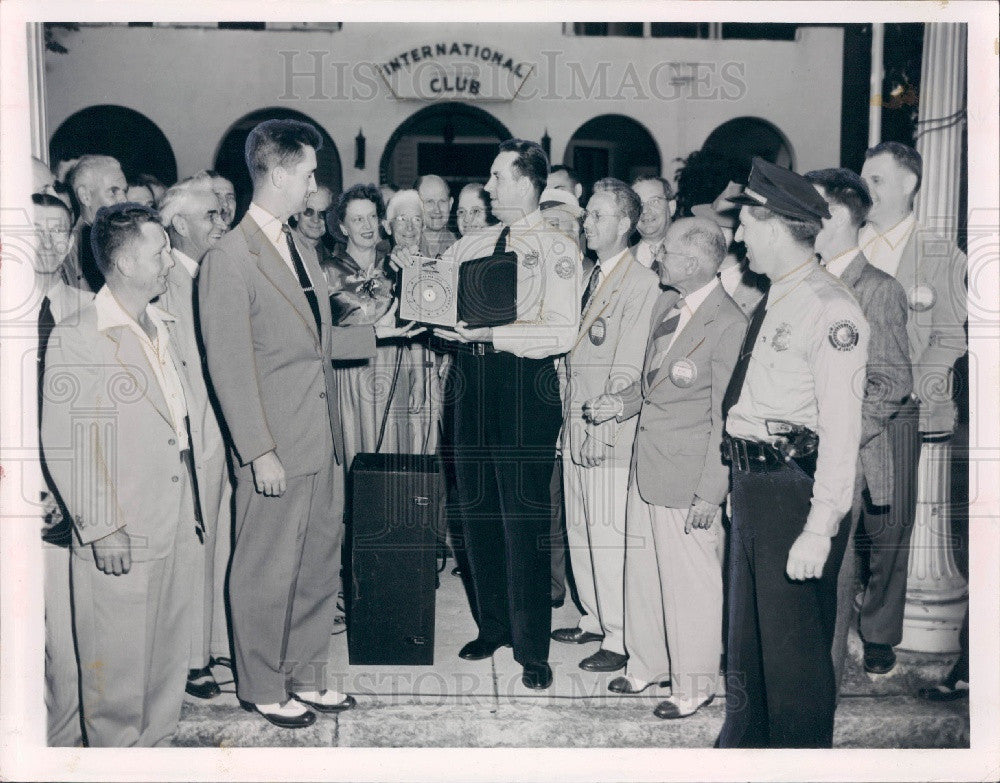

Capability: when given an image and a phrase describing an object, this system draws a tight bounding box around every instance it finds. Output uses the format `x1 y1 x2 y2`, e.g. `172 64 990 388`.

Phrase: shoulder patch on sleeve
827 319 860 351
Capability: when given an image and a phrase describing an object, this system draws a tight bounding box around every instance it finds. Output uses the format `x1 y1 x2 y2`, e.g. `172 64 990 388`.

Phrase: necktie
645 298 683 385
282 225 322 334
37 296 55 418
581 263 601 312
721 289 769 418
493 225 510 255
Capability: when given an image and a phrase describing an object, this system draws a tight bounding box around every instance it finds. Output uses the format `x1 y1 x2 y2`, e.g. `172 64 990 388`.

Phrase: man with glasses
553 178 658 675
42 203 201 745
585 217 745 719
158 174 233 703
291 185 335 266
630 175 676 272
415 174 458 257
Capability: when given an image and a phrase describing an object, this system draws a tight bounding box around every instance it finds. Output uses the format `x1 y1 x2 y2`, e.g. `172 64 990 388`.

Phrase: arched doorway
379 103 512 191
49 105 177 185
702 116 794 171
564 115 661 189
213 108 342 224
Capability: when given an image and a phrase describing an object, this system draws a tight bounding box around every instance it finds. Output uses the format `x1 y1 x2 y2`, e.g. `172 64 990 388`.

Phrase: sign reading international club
377 42 532 101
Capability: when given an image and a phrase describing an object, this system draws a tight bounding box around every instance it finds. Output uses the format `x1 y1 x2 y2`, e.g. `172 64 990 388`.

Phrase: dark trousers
718 461 851 748
448 350 561 665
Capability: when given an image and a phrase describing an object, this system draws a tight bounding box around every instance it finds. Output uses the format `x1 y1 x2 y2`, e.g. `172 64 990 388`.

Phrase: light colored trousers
71 484 199 746
45 542 82 746
563 453 630 655
623 481 725 701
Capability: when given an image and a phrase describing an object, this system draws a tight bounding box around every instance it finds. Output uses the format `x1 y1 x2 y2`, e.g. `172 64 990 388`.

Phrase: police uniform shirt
725 261 869 537
439 209 582 359
859 214 916 278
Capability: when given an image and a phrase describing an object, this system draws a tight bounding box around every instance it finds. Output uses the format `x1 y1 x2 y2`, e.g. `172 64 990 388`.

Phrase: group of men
34 116 965 748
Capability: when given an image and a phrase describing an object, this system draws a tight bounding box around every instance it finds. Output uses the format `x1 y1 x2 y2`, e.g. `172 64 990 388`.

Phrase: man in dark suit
859 142 967 671
198 120 382 728
806 168 913 681
585 217 746 719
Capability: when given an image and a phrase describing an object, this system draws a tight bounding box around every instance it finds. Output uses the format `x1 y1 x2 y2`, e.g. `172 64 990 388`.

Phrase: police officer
716 158 870 748
393 139 581 690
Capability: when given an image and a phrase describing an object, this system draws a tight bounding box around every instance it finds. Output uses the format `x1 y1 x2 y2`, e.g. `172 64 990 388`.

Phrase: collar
770 256 818 290
862 213 916 249
822 246 859 278
507 208 544 232
247 202 288 248
595 247 629 278
676 277 719 314
95 285 175 333
171 248 199 278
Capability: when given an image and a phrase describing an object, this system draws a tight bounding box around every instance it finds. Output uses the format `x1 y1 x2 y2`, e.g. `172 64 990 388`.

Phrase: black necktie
494 225 510 255
581 263 601 312
282 225 322 334
722 289 769 418
37 296 55 418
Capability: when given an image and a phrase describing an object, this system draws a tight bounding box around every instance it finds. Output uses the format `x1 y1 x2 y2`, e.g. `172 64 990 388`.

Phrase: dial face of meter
407 275 454 318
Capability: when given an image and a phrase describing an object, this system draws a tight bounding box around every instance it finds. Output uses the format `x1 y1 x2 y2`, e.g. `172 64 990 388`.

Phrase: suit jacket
895 224 966 432
41 299 197 560
198 213 376 476
839 252 912 506
160 254 228 520
560 251 659 463
618 284 747 508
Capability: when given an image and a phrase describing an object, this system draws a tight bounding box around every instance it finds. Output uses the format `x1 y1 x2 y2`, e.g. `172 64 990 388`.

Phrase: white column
26 22 47 161
899 23 968 654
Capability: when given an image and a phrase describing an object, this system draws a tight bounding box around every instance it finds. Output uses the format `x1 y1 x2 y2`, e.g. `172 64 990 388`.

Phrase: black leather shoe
458 637 511 661
653 695 714 719
292 691 357 713
579 649 628 672
551 596 565 609
522 662 553 690
551 627 604 644
185 666 221 699
241 700 317 729
608 676 670 694
917 680 969 701
863 642 897 674
209 655 232 670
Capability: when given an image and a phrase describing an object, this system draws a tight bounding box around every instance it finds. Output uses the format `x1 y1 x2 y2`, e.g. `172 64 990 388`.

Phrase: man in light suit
806 168 914 681
859 142 967 672
199 120 391 728
158 174 233 699
585 217 746 718
629 175 676 272
553 178 659 673
42 203 201 746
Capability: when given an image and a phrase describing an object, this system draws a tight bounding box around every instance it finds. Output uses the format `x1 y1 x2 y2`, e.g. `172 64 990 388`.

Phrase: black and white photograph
0 1 997 780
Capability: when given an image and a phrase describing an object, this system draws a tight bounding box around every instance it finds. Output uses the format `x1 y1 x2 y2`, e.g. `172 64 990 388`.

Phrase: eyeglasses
301 207 329 218
392 215 424 226
457 207 485 219
581 210 621 222
641 196 670 212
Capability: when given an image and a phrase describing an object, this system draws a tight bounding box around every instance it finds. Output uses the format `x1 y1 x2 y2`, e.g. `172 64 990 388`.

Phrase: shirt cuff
803 501 843 538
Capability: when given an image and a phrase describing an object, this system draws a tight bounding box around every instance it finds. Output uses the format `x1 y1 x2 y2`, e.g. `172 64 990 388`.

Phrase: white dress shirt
859 214 915 278
247 202 316 286
634 240 659 269
95 286 190 450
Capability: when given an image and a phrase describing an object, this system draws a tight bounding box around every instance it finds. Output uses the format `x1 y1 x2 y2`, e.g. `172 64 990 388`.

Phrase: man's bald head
657 217 727 293
415 174 452 231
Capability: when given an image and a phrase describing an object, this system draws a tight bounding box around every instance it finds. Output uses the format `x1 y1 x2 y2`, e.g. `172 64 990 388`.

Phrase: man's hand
252 450 286 497
453 321 492 342
685 495 720 534
92 528 131 576
785 530 832 581
577 432 609 468
583 394 622 424
389 245 418 270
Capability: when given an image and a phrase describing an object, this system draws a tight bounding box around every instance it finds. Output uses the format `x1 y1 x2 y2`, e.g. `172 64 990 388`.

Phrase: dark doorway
564 115 661 189
213 107 342 225
702 116 794 171
380 102 512 191
49 105 177 185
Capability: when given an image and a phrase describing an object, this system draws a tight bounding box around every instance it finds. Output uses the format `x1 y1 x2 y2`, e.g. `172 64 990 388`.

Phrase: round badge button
908 284 936 312
669 358 697 387
589 317 607 346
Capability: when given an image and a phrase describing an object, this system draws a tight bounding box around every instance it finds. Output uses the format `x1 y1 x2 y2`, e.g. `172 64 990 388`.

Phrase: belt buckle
472 342 486 356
